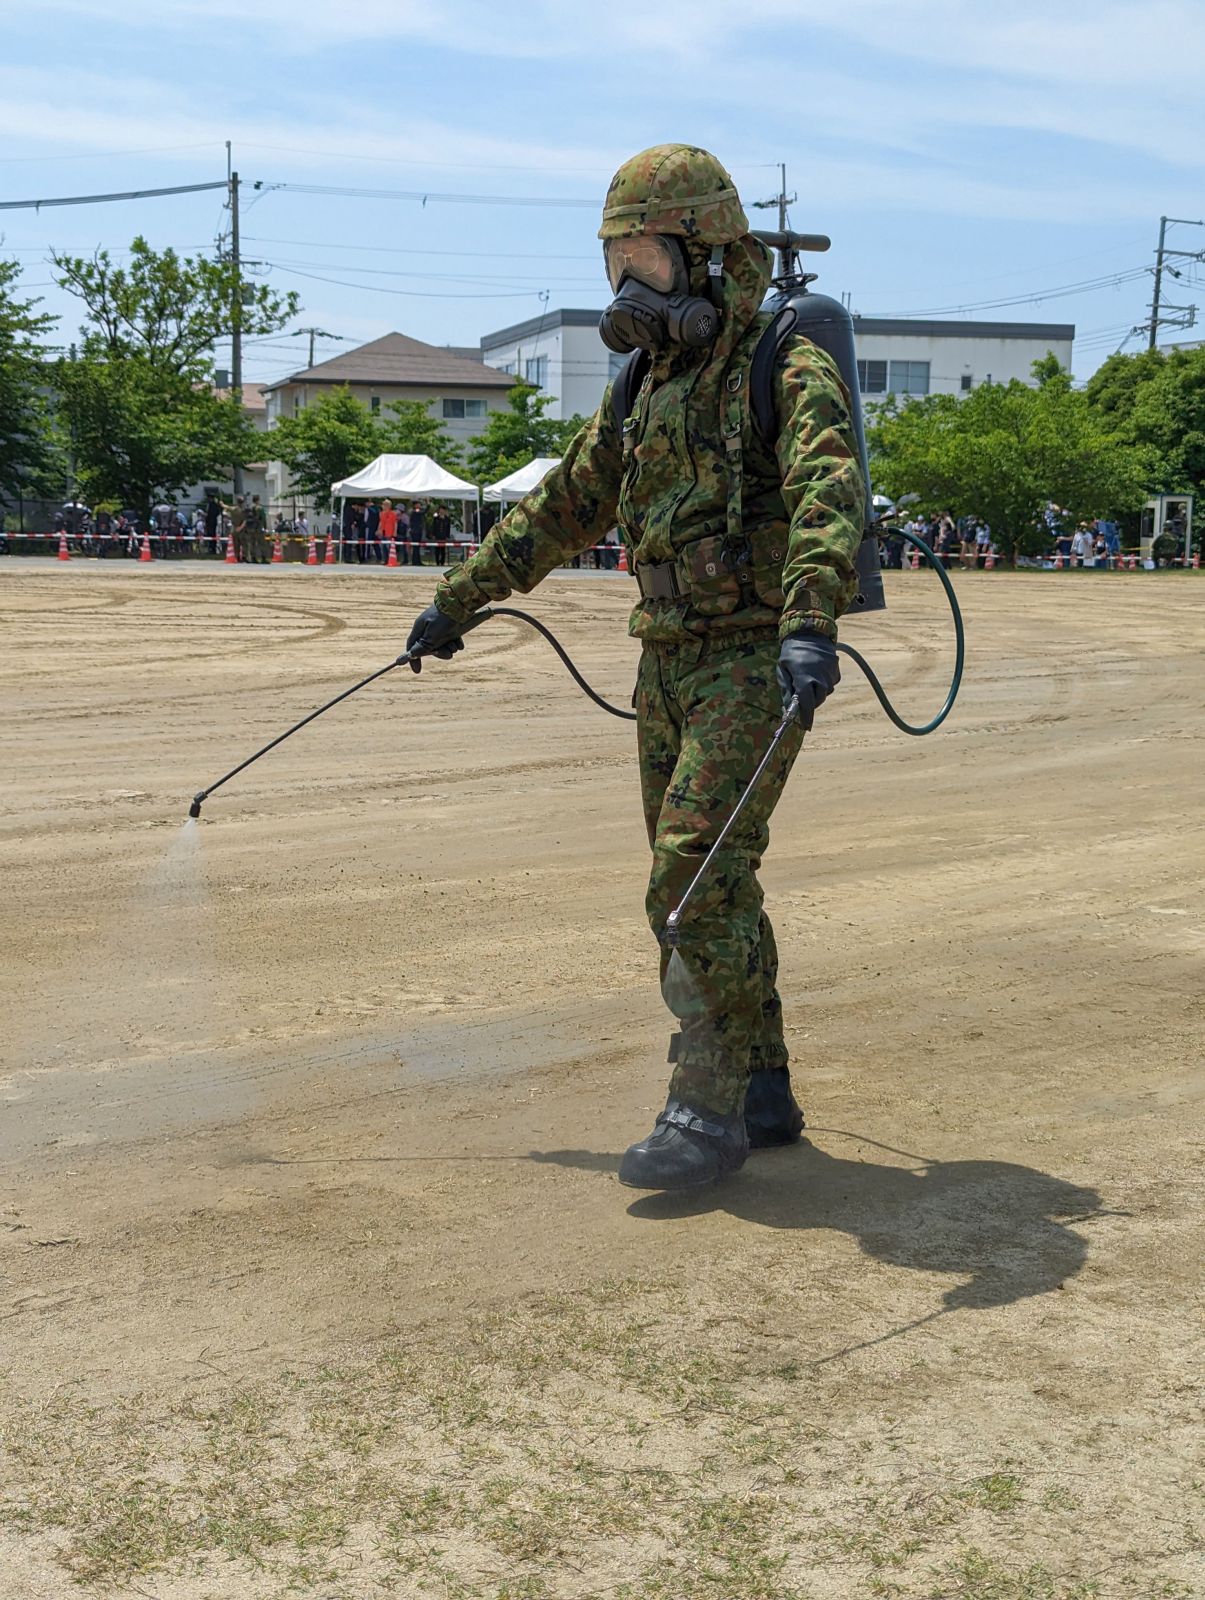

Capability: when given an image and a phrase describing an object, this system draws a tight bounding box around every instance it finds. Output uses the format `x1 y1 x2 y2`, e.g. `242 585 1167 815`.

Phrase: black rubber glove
405 603 467 673
776 631 840 730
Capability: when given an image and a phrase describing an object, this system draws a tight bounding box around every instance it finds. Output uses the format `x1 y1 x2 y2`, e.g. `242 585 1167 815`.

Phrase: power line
244 234 598 262
0 179 227 212
263 181 595 210
263 254 597 289
0 141 222 165
239 141 608 177
267 262 543 300
869 266 1149 320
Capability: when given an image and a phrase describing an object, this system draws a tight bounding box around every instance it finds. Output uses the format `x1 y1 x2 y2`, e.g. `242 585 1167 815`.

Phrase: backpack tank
754 229 885 615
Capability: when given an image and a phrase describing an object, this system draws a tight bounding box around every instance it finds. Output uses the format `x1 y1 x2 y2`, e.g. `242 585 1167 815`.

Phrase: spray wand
188 610 499 818
187 606 635 820
663 693 801 948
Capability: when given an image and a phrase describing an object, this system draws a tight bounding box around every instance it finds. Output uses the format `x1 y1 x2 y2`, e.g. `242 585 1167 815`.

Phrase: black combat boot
618 1099 748 1191
743 1067 805 1149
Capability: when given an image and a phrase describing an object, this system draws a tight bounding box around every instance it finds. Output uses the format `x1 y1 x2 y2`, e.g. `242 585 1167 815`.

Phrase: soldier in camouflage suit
407 145 866 1190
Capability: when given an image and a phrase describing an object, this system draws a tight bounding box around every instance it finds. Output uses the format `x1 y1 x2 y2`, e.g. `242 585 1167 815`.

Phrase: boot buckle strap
657 1100 728 1140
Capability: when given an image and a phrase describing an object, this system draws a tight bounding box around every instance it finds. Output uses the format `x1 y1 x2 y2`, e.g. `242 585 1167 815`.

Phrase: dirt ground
0 563 1202 1600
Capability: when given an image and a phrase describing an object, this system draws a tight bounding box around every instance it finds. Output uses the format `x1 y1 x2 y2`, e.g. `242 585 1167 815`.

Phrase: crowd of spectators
879 512 996 569
340 500 457 565
877 505 1129 569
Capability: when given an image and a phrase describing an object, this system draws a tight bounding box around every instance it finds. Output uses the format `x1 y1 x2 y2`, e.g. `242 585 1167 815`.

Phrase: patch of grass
1039 1484 1080 1513
939 1546 1101 1599
617 1548 808 1600
0 1274 1150 1598
956 1472 1025 1513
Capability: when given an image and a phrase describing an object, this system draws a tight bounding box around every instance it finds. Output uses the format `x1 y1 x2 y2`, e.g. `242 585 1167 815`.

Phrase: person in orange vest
379 498 398 556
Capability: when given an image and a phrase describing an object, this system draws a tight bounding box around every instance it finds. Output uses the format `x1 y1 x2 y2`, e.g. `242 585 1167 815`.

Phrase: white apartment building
480 309 1076 420
479 309 623 421
852 318 1074 399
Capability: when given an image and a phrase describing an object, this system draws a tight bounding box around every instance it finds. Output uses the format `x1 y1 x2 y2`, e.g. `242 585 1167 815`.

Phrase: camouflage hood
692 231 774 366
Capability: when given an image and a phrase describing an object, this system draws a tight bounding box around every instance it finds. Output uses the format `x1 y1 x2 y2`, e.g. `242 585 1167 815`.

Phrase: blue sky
1 0 1201 387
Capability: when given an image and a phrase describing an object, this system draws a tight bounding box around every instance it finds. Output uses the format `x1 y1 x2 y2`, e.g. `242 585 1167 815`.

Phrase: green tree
868 362 1148 561
0 259 58 503
465 383 584 485
52 237 298 515
56 357 250 517
268 386 381 508
269 392 469 508
378 399 462 471
1084 345 1205 497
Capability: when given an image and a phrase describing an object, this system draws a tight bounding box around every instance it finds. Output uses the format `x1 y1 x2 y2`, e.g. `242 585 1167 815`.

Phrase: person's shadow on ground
528 1133 1104 1316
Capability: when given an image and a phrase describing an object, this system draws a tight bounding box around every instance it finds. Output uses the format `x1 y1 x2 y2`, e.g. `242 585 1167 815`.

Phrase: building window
856 359 887 394
370 395 380 413
888 360 930 395
960 373 974 392
608 351 629 381
525 355 548 389
442 398 489 419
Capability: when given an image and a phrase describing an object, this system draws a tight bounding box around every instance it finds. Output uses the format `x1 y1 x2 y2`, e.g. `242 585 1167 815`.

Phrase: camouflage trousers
636 628 804 1116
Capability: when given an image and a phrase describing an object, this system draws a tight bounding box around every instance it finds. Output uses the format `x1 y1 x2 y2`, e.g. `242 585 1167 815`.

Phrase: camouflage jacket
436 236 866 642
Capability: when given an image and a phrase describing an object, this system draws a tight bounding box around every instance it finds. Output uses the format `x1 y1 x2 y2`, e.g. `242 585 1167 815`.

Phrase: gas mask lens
604 236 679 294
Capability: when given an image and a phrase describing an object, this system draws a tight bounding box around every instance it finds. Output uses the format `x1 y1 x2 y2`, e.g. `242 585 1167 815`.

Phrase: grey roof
481 307 1076 349
853 318 1075 341
481 308 604 349
262 332 517 393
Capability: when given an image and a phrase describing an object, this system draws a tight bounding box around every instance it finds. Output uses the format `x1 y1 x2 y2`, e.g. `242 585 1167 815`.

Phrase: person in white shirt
1070 526 1093 568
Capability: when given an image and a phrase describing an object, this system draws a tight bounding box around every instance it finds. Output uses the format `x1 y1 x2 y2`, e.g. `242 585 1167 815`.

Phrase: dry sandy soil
0 562 1201 1600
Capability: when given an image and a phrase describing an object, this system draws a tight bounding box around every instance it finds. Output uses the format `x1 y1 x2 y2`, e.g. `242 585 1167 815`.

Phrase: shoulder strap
610 348 652 435
749 306 798 448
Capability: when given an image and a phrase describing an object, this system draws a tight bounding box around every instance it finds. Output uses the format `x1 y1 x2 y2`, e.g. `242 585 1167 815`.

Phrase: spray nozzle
188 795 204 819
664 911 682 949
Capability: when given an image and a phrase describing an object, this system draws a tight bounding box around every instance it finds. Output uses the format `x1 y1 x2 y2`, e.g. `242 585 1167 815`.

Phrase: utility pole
292 327 345 368
753 163 796 232
227 141 244 497
1145 214 1204 350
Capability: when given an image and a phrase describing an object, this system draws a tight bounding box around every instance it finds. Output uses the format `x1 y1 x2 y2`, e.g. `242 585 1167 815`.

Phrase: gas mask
598 235 722 355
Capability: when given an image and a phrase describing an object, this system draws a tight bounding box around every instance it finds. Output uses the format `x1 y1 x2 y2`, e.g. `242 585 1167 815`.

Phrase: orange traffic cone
306 533 319 566
617 544 629 573
1129 553 1138 570
56 530 70 561
386 537 399 568
985 548 996 570
1193 550 1201 570
224 529 238 565
139 530 153 563
1054 552 1064 570
271 534 284 564
910 546 921 570
324 532 337 565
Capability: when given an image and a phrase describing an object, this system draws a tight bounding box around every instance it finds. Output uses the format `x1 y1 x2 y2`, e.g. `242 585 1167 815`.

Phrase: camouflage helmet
598 144 749 244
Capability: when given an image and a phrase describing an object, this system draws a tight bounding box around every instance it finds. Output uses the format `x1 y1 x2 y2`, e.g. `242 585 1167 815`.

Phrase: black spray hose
836 529 965 735
489 606 636 722
187 550 963 818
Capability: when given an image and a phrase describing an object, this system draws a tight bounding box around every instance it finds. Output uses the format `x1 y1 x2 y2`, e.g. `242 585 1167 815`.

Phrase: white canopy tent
483 456 561 505
330 454 480 561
